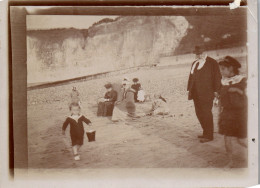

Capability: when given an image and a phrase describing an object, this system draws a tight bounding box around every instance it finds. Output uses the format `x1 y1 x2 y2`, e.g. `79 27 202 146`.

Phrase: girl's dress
137 89 145 102
218 75 247 138
62 115 91 146
131 83 141 102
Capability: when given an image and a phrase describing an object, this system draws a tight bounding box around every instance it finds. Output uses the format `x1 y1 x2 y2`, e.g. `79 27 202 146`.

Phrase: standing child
218 56 247 168
62 102 92 161
131 78 141 102
71 86 81 105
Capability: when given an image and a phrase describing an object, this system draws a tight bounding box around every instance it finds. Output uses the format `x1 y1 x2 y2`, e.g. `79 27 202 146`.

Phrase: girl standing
62 102 92 161
131 78 142 102
218 56 247 167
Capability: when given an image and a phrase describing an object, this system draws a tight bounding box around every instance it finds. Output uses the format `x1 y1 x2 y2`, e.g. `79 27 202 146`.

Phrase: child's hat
104 83 112 89
219 56 241 68
123 76 130 81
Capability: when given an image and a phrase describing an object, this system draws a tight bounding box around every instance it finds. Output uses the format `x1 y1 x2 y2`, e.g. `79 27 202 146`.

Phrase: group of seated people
96 77 170 121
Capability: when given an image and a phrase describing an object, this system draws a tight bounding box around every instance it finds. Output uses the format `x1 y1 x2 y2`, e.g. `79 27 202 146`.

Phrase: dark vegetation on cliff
173 15 247 55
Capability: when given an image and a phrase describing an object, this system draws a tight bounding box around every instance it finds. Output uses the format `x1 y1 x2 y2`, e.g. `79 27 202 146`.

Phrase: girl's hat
219 56 241 68
133 78 139 82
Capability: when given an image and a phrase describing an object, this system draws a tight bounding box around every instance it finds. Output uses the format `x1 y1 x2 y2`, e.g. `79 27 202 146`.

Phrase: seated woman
112 80 137 122
149 94 170 116
97 83 117 117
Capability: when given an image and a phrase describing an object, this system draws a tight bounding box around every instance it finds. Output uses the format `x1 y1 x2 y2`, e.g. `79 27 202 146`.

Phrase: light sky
26 15 118 30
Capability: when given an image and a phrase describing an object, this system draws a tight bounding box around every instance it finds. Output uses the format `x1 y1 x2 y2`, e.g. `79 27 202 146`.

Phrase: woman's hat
193 46 204 55
219 56 241 68
122 80 130 85
104 83 112 89
133 78 139 82
122 77 130 85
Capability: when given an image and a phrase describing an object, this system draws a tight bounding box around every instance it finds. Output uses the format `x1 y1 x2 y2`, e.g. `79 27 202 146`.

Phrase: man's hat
104 83 112 89
193 46 204 55
219 56 241 68
133 78 139 82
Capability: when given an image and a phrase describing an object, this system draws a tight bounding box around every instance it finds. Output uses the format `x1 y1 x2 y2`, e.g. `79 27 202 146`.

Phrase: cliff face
27 16 189 83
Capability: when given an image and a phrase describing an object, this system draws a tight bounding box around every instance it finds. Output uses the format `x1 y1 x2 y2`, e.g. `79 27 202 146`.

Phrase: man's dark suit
187 56 221 139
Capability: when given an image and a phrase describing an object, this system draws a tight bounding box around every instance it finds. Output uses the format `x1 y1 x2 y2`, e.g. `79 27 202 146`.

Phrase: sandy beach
27 64 247 169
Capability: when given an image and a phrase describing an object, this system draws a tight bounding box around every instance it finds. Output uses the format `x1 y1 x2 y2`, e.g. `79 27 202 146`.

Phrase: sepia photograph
26 13 248 168
5 2 258 187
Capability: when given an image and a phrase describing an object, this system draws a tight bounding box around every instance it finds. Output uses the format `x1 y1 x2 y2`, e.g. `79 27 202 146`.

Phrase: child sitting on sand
148 94 170 116
62 102 92 161
218 56 247 168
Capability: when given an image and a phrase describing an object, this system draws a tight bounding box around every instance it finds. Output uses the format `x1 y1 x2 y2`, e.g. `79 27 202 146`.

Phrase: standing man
187 46 221 143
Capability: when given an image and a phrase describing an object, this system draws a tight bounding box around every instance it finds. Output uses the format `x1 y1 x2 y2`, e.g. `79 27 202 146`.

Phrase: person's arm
228 78 247 95
101 92 109 102
228 87 244 95
109 91 117 102
187 61 196 91
212 60 222 94
138 84 141 91
82 116 92 125
62 118 70 135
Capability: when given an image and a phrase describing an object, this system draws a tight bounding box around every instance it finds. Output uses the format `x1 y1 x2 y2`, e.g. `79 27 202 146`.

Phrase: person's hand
115 101 121 105
62 130 65 135
214 92 219 98
228 87 243 95
228 87 237 92
98 98 105 102
213 97 219 106
89 123 92 126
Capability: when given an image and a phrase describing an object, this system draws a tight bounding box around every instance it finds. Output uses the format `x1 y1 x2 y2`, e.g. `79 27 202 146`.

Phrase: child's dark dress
131 83 141 102
218 76 247 138
62 115 91 146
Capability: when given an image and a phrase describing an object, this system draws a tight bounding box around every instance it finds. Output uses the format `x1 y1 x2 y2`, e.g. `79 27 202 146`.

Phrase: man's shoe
200 138 213 143
197 135 204 138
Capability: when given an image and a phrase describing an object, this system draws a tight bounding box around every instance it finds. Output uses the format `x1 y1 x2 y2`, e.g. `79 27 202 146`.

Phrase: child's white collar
69 114 83 121
221 75 245 85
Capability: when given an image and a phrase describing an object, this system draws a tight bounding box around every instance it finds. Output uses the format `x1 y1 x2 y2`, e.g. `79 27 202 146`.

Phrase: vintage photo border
1 0 258 187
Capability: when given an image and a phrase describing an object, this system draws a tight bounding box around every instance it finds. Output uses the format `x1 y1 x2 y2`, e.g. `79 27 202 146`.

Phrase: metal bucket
86 130 96 142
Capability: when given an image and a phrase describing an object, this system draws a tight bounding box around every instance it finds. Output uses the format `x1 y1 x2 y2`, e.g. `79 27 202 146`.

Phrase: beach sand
27 64 247 169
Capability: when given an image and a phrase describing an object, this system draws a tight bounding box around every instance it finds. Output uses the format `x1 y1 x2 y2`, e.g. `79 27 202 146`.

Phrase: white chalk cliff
27 16 189 83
